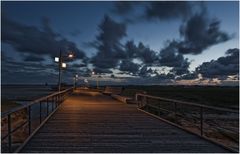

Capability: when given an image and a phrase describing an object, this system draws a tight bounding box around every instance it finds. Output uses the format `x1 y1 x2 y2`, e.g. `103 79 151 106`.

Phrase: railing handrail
136 93 239 113
1 87 73 117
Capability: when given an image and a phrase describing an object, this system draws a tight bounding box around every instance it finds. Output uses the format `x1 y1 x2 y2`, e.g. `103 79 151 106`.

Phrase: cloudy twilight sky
1 1 239 85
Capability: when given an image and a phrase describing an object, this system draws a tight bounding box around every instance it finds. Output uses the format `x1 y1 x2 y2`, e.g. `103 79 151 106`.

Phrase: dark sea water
1 85 56 101
2 85 57 118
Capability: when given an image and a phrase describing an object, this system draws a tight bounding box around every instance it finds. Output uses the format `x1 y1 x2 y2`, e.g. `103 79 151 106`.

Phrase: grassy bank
1 99 21 112
123 85 239 109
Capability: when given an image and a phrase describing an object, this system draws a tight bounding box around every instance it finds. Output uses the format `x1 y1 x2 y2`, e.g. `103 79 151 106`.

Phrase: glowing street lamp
91 71 99 89
54 50 74 91
68 53 74 58
54 57 59 62
61 63 67 68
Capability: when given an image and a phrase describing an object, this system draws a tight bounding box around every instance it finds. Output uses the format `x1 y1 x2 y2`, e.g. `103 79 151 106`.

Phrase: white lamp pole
58 50 62 92
55 50 73 92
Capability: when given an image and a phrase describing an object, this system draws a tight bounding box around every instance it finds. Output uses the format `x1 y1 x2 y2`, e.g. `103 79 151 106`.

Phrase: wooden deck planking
21 90 229 153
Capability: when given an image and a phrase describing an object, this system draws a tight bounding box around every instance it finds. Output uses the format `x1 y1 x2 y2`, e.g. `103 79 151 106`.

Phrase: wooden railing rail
136 93 238 113
1 87 74 153
135 93 239 151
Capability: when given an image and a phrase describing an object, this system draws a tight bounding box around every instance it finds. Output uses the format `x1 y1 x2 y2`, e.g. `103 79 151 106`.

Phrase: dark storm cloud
155 73 175 80
1 52 57 77
93 67 113 74
110 74 115 78
170 61 190 75
124 40 138 58
113 2 231 55
159 41 182 67
136 42 158 64
196 48 239 78
158 41 190 75
2 55 91 84
112 1 136 15
124 41 158 64
1 15 86 59
24 54 45 62
113 1 192 23
91 15 127 69
70 63 87 68
145 1 192 21
138 66 153 77
144 4 231 55
178 11 231 54
93 2 232 81
69 29 81 37
67 67 92 77
176 72 198 80
119 59 140 74
2 58 54 73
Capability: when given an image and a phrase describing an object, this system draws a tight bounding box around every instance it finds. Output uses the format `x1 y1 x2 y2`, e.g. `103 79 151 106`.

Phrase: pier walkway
21 89 229 153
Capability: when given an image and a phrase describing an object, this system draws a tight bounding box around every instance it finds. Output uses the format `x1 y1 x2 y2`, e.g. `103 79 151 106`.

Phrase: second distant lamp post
55 50 74 91
92 71 99 89
74 74 78 89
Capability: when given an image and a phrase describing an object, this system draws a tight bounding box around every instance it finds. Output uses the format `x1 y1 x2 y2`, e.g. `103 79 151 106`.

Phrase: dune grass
123 85 239 109
1 99 21 112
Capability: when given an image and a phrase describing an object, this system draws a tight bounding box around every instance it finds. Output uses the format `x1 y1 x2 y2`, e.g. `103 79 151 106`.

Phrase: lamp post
73 74 78 89
92 71 99 89
55 50 74 92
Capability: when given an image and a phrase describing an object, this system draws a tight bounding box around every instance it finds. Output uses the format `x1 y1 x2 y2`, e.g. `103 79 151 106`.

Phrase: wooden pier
19 89 230 153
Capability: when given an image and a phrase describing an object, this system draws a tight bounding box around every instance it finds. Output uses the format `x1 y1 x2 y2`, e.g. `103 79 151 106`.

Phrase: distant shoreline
1 84 239 87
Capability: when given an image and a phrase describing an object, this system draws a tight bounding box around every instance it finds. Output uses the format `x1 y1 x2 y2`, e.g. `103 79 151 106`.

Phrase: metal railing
1 87 74 153
135 93 239 151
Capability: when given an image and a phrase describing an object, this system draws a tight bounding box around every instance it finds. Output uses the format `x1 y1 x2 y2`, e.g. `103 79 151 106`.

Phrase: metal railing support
28 106 31 135
52 97 54 112
174 102 177 122
40 101 42 123
8 114 12 152
1 87 73 153
46 98 49 116
135 93 238 143
200 107 203 136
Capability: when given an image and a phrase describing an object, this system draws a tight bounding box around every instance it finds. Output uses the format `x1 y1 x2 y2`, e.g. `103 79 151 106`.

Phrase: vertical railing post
58 94 60 104
145 96 148 111
58 94 60 105
174 102 177 122
52 96 54 112
28 106 31 135
59 94 61 104
40 101 42 123
8 114 12 152
59 93 61 104
200 107 203 136
56 95 58 107
55 95 57 108
46 98 49 116
52 96 54 109
158 101 161 116
58 94 60 106
135 94 138 107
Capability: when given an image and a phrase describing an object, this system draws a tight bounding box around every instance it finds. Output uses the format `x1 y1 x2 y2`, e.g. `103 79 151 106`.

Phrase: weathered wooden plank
21 90 230 153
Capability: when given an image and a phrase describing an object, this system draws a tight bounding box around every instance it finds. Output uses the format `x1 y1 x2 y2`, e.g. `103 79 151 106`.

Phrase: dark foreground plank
21 90 229 153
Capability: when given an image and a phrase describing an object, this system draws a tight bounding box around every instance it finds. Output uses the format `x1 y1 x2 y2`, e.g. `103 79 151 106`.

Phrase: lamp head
54 57 59 62
61 63 67 68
